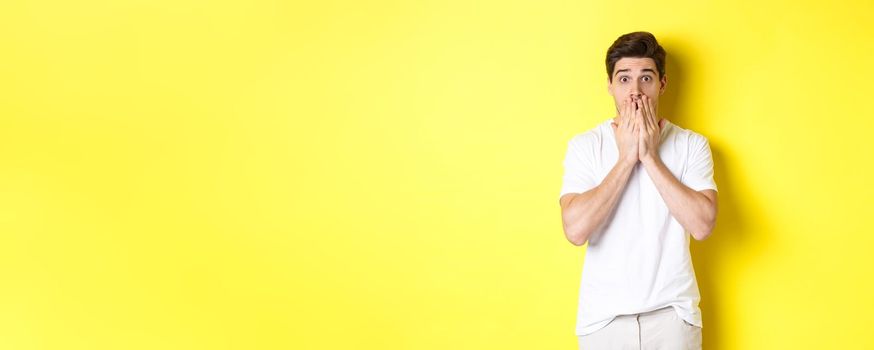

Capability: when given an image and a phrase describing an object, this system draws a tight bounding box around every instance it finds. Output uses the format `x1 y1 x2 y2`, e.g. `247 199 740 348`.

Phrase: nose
629 84 642 99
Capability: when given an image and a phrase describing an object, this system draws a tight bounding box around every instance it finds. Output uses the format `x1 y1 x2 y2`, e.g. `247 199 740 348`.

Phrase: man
559 31 718 349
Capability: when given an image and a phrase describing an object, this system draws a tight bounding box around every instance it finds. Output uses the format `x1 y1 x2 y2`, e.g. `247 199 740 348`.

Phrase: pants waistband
613 306 676 319
638 306 675 317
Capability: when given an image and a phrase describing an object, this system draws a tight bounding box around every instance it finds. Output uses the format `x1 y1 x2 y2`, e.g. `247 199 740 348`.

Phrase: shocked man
559 31 718 349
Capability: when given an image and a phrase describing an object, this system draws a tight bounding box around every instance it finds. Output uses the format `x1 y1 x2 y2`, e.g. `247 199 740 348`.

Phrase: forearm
642 156 717 240
561 159 636 246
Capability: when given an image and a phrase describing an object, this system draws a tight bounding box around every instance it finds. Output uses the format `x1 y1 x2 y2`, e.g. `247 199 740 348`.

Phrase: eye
620 76 629 83
642 76 651 82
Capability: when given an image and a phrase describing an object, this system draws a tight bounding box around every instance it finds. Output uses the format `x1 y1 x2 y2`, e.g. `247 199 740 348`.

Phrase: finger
619 98 625 122
636 97 646 131
624 97 632 127
625 97 634 117
634 107 646 133
643 95 655 132
621 98 627 122
647 96 657 130
634 99 644 126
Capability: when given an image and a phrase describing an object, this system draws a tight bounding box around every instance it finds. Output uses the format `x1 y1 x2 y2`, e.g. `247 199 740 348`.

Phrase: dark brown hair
605 31 666 82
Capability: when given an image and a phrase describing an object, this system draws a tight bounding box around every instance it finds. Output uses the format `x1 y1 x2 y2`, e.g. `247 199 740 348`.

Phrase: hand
611 96 640 166
635 94 666 164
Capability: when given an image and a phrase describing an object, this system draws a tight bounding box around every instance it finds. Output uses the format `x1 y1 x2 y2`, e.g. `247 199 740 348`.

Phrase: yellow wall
1 0 872 349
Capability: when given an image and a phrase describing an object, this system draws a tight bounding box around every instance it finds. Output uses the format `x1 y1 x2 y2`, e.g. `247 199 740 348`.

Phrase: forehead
613 57 657 75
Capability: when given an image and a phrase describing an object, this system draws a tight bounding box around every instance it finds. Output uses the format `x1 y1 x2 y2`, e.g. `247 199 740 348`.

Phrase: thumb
658 118 666 129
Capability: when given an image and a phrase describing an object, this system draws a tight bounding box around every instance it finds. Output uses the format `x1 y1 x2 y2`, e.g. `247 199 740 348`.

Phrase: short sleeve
682 135 718 192
559 136 599 200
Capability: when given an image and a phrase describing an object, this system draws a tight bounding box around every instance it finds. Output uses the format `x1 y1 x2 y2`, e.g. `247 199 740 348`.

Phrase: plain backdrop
0 0 872 349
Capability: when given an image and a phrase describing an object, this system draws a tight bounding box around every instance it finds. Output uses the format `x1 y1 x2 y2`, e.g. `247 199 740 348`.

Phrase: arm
637 94 718 240
559 96 639 246
641 157 718 240
559 159 636 246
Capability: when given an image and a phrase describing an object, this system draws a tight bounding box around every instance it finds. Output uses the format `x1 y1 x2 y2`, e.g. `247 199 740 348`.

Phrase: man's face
608 57 667 115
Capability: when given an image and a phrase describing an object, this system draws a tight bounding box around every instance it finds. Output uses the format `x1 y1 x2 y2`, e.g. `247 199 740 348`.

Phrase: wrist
621 156 639 167
641 154 661 167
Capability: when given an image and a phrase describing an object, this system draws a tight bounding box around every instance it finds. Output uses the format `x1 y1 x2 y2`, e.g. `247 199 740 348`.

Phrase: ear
659 74 667 95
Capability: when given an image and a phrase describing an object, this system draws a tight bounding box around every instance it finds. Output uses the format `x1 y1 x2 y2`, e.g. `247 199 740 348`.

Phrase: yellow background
1 0 872 349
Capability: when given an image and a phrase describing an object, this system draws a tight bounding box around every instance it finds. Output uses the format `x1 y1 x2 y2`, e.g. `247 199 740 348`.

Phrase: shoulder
566 119 610 149
665 120 710 147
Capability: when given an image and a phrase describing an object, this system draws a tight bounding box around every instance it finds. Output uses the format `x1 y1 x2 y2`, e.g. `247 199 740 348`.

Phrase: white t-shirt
559 117 718 336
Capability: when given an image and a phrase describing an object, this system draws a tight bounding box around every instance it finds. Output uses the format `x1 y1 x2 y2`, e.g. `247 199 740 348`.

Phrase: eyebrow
614 68 657 77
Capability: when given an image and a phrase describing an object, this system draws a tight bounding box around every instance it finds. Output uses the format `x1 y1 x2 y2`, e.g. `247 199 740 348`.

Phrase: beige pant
577 306 702 350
